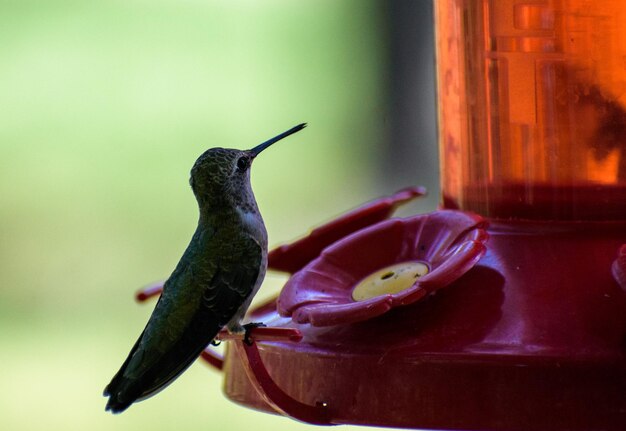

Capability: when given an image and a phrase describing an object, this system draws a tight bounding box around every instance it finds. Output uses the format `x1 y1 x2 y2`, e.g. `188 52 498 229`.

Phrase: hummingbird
104 123 307 413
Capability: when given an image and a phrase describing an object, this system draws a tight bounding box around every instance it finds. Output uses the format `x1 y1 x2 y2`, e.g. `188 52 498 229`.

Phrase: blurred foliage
0 1 429 430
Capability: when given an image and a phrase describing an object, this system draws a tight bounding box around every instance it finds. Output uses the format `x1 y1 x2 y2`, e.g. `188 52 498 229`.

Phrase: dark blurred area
381 0 439 210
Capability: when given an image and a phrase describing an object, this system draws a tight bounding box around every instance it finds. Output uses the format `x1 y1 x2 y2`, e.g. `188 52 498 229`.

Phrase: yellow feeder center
352 262 429 301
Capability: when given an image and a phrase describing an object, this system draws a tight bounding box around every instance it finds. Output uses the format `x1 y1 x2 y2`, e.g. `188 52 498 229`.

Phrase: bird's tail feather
104 322 221 413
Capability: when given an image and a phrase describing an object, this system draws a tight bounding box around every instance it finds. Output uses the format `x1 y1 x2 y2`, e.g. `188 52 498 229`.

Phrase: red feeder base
221 220 626 430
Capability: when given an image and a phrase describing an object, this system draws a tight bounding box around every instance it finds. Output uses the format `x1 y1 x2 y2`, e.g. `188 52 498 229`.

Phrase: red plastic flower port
268 186 427 274
277 210 488 327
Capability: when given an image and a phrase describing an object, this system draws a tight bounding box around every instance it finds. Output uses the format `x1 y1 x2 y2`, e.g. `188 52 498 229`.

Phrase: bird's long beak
249 123 307 157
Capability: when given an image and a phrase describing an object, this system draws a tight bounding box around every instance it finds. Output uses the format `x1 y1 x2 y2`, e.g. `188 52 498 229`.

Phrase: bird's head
189 123 306 210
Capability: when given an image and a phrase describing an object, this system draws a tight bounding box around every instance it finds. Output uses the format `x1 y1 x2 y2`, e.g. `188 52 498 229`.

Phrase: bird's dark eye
236 157 249 171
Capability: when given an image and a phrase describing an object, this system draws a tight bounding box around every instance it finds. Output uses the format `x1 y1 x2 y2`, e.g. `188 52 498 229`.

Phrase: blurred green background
0 1 437 430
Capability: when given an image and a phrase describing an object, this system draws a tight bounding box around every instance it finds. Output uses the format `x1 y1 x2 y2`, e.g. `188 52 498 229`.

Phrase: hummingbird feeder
136 0 626 429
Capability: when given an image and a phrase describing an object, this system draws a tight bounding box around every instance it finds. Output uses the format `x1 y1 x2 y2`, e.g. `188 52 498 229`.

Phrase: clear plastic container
435 0 626 220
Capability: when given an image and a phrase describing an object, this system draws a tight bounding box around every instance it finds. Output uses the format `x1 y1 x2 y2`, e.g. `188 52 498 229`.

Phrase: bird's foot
242 322 266 346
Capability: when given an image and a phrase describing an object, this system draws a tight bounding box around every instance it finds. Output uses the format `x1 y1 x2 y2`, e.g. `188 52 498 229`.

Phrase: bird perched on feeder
104 124 307 413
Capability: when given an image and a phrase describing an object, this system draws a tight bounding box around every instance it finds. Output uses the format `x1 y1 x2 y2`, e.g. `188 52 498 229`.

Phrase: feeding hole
381 272 395 280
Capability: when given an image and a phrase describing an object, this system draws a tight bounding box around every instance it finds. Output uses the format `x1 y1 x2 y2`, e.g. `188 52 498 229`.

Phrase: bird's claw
210 339 221 346
242 322 266 345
